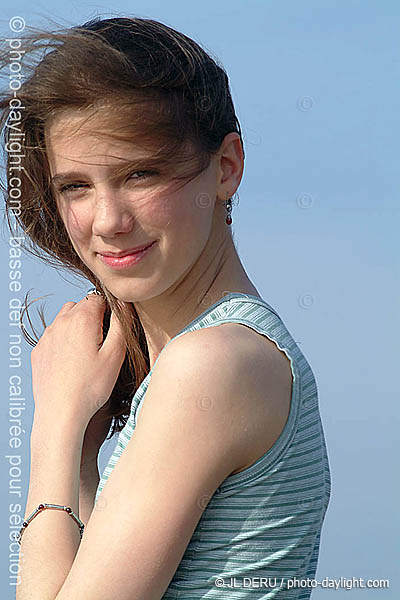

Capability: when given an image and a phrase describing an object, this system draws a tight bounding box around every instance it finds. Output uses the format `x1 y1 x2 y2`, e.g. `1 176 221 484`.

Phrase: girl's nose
91 190 135 237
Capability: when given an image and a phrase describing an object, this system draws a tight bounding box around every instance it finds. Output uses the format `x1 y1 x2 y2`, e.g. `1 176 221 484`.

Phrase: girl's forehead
46 110 117 141
44 105 203 176
45 113 153 160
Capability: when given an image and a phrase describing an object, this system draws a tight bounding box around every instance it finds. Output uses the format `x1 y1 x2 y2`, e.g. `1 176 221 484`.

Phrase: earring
225 197 233 225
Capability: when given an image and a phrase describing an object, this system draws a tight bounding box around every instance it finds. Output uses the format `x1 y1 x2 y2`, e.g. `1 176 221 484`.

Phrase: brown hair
0 16 245 438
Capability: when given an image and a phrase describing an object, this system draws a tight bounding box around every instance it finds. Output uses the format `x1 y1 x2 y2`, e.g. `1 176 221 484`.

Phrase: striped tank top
95 292 331 599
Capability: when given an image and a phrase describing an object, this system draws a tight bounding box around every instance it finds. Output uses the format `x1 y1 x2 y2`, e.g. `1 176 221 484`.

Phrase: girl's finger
57 301 76 314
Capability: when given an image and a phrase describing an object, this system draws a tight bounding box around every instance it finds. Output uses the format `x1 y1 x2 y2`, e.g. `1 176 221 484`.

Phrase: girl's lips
97 241 156 269
99 241 156 257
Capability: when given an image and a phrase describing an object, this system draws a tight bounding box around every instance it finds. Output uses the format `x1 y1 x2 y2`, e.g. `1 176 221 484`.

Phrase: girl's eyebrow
51 171 86 185
51 165 140 186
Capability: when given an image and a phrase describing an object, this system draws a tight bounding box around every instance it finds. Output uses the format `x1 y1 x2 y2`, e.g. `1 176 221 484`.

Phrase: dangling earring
225 197 233 225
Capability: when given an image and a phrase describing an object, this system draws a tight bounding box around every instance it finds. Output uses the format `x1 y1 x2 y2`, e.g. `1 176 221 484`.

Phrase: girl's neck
133 240 260 370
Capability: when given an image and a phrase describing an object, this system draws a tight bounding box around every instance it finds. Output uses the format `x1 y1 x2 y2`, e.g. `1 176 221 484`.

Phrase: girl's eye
56 170 158 195
128 170 158 181
57 183 88 195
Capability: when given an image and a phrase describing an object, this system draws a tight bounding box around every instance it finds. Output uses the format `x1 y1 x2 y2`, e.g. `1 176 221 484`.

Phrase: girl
1 16 331 599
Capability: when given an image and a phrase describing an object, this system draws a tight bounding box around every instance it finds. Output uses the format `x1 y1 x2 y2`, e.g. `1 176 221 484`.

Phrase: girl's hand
30 293 127 429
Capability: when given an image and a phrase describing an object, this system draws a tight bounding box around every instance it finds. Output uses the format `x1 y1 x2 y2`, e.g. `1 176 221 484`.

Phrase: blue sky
0 1 399 597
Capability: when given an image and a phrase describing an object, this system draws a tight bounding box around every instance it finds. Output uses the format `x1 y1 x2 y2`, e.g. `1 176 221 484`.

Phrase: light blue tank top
95 292 331 599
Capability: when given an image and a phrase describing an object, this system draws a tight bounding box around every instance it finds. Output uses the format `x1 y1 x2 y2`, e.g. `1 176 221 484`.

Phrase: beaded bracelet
17 503 85 545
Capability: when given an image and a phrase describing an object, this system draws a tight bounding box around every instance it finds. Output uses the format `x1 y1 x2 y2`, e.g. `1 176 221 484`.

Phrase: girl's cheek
148 191 194 229
63 205 92 241
137 195 176 229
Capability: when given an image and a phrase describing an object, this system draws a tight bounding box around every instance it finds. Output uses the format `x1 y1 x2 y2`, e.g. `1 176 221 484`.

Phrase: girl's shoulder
165 315 291 384
152 321 293 476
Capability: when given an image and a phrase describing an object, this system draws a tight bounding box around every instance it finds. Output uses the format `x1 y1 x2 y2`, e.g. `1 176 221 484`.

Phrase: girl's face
45 110 222 302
